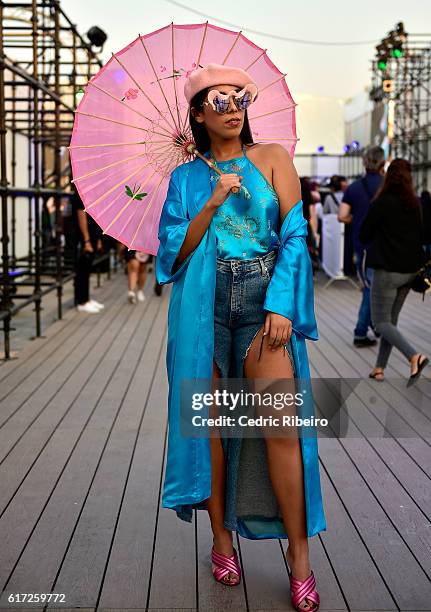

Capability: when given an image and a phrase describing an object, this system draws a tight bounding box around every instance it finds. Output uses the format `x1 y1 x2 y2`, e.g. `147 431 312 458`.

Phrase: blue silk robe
155 157 327 539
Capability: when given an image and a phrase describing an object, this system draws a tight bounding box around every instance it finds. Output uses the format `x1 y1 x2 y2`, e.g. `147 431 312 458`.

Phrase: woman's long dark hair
189 88 254 154
373 158 419 209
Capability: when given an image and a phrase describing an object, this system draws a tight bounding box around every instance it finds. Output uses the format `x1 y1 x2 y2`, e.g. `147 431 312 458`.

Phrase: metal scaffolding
391 37 431 191
371 26 431 190
0 0 111 360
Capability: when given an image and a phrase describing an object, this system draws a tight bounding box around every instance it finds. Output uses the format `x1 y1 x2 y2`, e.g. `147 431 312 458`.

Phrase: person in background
310 180 321 205
339 176 348 193
322 175 345 214
338 146 385 347
142 255 163 297
310 180 324 262
420 190 431 259
154 280 163 296
322 175 354 274
120 247 148 304
71 185 105 314
359 158 429 386
300 177 319 273
339 175 354 276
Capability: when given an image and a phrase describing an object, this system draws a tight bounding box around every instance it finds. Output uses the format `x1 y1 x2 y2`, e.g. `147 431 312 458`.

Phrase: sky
62 0 431 100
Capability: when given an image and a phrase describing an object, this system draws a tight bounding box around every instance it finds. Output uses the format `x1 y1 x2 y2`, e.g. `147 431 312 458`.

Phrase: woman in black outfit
359 158 430 386
300 177 319 273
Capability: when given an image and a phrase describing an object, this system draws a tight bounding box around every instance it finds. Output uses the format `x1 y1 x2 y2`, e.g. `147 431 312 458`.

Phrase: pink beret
184 63 258 105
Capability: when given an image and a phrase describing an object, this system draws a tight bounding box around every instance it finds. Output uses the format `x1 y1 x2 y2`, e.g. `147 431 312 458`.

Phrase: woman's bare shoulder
245 142 292 161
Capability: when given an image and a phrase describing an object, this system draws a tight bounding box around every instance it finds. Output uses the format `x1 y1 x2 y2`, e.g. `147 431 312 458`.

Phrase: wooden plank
0 276 120 388
311 300 431 477
0 294 150 586
318 453 396 610
341 438 431 575
97 328 170 608
319 438 431 610
241 532 346 611
0 286 132 487
41 292 169 608
196 510 247 612
0 291 163 598
146 450 196 610
0 279 126 426
44 299 166 607
0 269 429 611
0 272 119 380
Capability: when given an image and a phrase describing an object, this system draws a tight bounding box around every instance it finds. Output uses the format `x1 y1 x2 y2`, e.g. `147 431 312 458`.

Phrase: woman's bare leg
206 360 237 583
138 263 147 290
127 258 139 291
244 328 312 592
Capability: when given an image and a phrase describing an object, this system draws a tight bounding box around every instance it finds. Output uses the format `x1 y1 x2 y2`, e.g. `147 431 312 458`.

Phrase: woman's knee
263 433 299 452
374 320 393 335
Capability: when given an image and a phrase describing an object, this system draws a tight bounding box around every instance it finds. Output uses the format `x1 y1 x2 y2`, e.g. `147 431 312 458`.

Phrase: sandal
407 354 429 387
369 368 384 382
211 545 241 586
288 567 320 611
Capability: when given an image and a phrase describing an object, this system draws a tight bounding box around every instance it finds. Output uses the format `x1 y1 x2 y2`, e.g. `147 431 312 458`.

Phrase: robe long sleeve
156 168 194 285
264 201 319 341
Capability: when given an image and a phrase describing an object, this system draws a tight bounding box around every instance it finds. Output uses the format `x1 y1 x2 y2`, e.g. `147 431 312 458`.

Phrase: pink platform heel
288 567 320 611
211 545 241 586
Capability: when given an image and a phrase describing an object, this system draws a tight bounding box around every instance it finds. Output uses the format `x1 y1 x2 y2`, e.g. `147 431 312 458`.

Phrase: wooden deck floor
0 270 430 612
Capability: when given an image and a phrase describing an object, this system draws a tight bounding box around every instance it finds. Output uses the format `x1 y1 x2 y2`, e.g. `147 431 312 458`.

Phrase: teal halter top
208 145 280 260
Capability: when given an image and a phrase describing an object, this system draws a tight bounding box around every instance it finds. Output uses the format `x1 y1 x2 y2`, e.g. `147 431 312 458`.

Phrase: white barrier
321 214 346 282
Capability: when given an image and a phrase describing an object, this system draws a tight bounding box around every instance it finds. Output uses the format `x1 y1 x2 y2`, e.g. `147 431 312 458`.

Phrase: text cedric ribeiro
190 388 328 429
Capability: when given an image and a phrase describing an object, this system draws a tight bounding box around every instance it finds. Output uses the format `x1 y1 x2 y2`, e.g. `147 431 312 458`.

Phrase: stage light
383 79 394 93
378 59 388 71
87 26 108 49
351 140 360 150
75 88 85 104
343 144 351 153
391 47 403 58
317 146 325 153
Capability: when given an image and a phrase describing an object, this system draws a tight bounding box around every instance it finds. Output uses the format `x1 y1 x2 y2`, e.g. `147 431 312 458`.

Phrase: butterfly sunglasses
203 83 258 114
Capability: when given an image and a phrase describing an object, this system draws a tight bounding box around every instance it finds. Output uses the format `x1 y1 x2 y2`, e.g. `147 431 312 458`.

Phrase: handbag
410 203 431 300
410 258 431 299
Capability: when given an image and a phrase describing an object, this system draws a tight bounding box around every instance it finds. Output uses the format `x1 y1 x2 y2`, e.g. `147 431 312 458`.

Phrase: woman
156 64 326 611
359 158 429 385
120 247 148 303
322 175 345 214
300 177 319 273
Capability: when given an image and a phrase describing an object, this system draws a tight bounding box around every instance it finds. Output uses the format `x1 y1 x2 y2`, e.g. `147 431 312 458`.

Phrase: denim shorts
213 249 296 379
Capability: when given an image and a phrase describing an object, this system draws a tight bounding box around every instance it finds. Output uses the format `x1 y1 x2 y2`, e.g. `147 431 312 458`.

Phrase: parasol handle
186 144 240 194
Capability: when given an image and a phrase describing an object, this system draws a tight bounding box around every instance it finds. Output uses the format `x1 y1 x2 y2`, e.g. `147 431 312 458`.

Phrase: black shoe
407 354 429 387
354 337 377 348
154 282 162 296
370 324 381 338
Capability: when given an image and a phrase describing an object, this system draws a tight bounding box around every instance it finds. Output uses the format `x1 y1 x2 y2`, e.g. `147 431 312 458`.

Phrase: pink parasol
69 22 298 255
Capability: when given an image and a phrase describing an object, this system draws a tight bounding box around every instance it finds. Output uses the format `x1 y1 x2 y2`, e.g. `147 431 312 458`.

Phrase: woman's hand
83 240 94 253
208 173 243 208
263 311 292 350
